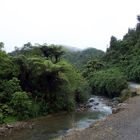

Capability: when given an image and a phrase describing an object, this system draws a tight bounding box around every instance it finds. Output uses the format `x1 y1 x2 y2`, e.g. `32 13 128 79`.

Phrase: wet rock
113 101 119 106
76 108 81 112
88 98 95 103
94 102 99 106
108 99 119 108
112 97 118 101
6 125 14 129
76 107 86 112
84 106 87 109
86 103 93 108
29 125 33 129
118 103 127 107
0 127 6 133
0 127 8 136
112 108 117 113
76 104 87 112
79 104 85 108
112 107 123 114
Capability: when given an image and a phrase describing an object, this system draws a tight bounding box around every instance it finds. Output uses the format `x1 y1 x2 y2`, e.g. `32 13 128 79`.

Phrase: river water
2 96 112 140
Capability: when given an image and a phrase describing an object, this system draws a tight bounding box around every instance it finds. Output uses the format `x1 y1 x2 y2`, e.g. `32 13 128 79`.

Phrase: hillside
0 44 90 124
63 48 105 70
80 16 140 99
103 15 140 82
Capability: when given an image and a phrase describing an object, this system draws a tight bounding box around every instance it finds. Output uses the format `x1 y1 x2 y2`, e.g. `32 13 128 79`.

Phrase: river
1 96 112 140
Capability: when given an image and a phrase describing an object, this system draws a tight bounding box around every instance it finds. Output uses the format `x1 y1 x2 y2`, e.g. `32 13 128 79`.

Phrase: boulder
86 103 93 108
6 125 14 129
94 102 99 106
88 98 95 103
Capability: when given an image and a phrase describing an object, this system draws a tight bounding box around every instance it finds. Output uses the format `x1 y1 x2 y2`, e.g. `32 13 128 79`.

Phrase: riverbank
0 121 33 136
0 112 68 137
0 96 112 139
58 96 140 140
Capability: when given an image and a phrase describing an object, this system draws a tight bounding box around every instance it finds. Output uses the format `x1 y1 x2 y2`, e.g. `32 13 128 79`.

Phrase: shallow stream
2 96 112 140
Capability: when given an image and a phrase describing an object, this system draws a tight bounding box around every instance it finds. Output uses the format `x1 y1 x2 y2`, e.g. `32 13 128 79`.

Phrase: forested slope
63 48 104 70
104 15 140 82
1 15 140 125
83 16 140 98
0 44 90 124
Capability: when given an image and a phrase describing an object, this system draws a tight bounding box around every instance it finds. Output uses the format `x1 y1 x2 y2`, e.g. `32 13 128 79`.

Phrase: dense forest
0 15 140 124
63 48 104 70
0 44 91 123
84 15 140 99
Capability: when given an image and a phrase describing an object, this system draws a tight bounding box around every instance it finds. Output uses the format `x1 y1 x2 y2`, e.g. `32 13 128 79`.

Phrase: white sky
0 0 140 52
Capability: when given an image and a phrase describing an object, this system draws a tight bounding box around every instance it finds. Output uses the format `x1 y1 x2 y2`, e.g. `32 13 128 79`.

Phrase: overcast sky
0 0 140 52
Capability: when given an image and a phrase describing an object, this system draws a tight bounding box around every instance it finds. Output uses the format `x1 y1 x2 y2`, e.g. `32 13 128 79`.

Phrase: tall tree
109 36 118 49
137 15 140 22
40 45 64 63
0 42 4 50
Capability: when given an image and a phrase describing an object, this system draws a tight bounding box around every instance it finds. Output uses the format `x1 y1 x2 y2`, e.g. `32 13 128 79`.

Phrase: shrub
118 89 132 103
10 91 32 120
58 61 90 105
0 112 4 124
125 64 140 82
0 77 22 103
88 68 128 98
0 104 14 124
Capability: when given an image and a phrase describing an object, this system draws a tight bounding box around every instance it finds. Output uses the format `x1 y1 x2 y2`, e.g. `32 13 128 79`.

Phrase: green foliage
10 42 43 57
3 116 17 124
118 89 132 103
0 77 22 103
125 63 140 82
0 104 13 116
29 102 42 118
83 59 104 77
0 44 90 122
0 42 4 50
137 15 140 22
0 112 4 124
0 104 14 124
103 16 140 83
63 48 104 70
10 92 32 120
58 61 90 104
40 44 64 63
1 15 140 124
88 68 128 98
0 51 19 79
109 36 118 49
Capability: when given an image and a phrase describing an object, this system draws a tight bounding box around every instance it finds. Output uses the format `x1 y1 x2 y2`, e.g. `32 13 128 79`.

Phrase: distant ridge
63 47 105 70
